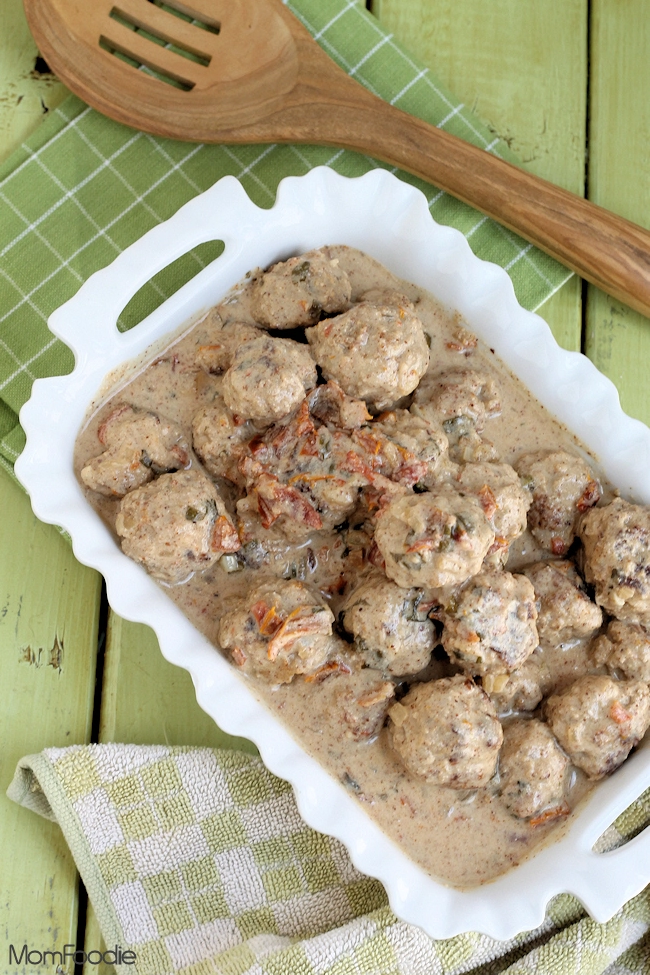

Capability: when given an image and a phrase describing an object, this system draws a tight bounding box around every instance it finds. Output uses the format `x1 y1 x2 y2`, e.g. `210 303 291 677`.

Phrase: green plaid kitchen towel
0 0 573 481
8 744 650 975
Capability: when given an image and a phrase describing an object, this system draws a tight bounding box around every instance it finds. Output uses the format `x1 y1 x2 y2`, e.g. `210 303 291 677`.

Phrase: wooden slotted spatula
23 0 650 317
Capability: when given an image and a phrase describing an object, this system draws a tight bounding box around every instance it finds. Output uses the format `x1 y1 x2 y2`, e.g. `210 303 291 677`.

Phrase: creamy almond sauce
74 247 611 889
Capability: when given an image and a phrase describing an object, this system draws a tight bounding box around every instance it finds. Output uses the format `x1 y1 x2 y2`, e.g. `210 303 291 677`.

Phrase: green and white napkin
8 744 650 975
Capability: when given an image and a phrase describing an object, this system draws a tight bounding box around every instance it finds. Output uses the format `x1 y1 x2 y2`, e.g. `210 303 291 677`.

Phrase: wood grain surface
0 0 66 163
585 0 650 427
1 0 649 969
21 0 650 316
0 467 101 963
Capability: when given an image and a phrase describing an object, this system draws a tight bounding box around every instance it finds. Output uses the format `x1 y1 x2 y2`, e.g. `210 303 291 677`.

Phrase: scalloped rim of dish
15 167 650 940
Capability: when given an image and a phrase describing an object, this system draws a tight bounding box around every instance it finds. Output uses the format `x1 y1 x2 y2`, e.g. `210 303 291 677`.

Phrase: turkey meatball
592 620 650 682
412 367 501 432
367 408 449 488
455 461 531 563
237 402 365 539
307 381 371 431
194 317 264 374
545 674 650 779
484 655 548 715
521 560 602 648
307 294 429 410
440 570 538 676
221 335 317 423
250 248 352 329
325 664 396 741
192 398 256 483
80 405 189 498
115 469 239 583
499 719 570 820
515 449 601 555
579 497 650 625
388 675 503 788
218 580 334 684
374 489 495 590
342 573 435 676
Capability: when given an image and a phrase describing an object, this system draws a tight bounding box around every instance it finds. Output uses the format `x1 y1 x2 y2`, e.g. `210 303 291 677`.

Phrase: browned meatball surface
218 580 335 684
115 469 239 583
592 620 650 682
368 409 449 489
80 405 189 498
521 560 602 648
579 498 650 626
194 318 264 374
191 398 256 483
236 402 366 540
221 335 317 423
388 675 503 788
307 381 371 431
374 489 495 589
342 573 436 676
440 570 538 676
545 674 650 779
499 719 570 820
484 655 548 715
454 462 531 564
307 294 430 410
327 665 396 742
250 249 352 329
413 367 501 432
515 449 601 556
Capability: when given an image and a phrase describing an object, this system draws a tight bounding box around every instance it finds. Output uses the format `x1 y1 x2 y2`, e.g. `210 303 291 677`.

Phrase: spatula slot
109 7 212 66
99 36 196 90
147 0 221 35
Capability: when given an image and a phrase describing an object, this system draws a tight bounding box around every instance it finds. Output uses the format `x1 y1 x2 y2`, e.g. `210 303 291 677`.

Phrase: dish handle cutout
548 741 650 920
45 175 256 357
116 240 224 332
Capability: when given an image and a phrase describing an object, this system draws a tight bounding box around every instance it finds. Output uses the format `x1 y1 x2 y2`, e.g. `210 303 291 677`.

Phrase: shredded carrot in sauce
267 607 331 660
304 660 352 683
258 606 284 637
405 539 437 553
487 535 508 556
529 804 570 829
610 701 632 725
287 473 341 486
477 483 498 518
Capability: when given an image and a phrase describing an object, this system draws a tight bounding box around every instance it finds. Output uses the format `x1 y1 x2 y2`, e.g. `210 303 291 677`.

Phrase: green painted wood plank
97 612 257 751
372 0 588 353
0 0 68 164
0 468 101 961
585 0 650 426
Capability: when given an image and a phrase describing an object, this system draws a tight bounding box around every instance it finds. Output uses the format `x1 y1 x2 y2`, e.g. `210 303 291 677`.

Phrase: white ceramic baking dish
15 167 650 940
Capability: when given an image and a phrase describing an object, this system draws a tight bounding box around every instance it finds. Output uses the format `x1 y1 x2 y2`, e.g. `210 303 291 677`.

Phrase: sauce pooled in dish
75 246 650 888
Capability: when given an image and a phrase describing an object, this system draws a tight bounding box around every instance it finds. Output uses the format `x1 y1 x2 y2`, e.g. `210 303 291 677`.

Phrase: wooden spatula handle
22 0 650 318
329 97 650 316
